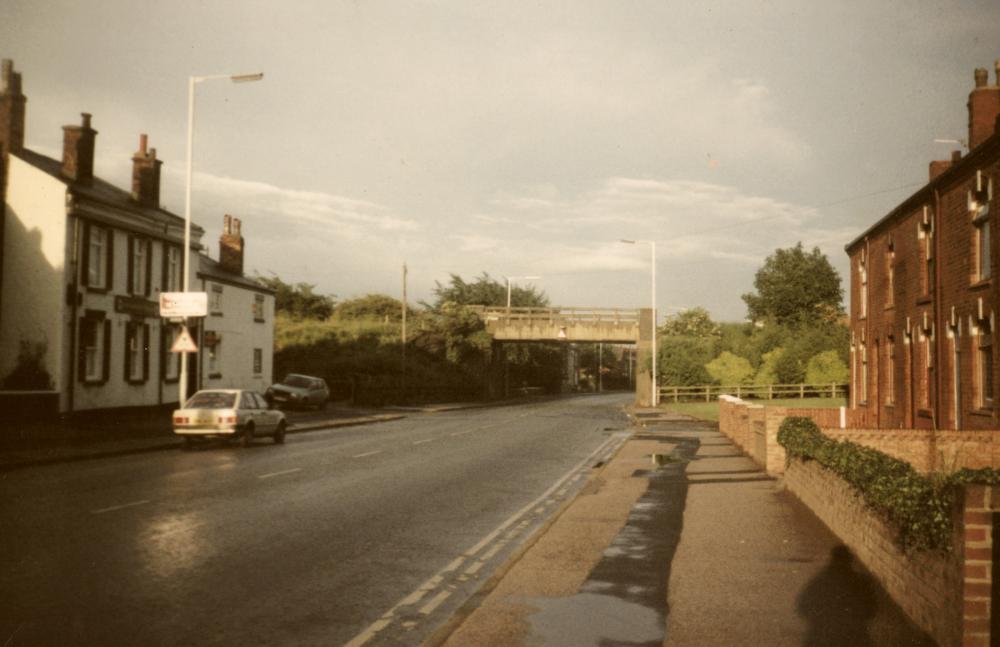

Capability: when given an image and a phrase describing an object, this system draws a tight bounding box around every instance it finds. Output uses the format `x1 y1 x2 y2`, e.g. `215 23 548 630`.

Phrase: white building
0 59 274 416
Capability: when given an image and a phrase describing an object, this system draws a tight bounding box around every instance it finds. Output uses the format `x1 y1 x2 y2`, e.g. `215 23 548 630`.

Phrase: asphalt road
0 394 632 647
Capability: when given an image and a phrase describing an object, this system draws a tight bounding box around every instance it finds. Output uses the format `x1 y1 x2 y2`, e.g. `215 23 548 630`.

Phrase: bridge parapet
471 306 641 342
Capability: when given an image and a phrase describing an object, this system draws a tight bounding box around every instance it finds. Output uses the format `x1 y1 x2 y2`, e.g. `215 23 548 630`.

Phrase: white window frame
210 284 223 315
83 319 103 381
165 246 182 292
87 225 108 288
130 237 150 295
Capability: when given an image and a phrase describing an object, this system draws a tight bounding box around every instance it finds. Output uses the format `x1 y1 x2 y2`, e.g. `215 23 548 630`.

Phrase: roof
198 253 274 294
12 147 204 237
845 134 1000 253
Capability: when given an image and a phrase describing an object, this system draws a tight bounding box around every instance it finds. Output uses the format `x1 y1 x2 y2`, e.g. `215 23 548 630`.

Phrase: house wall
199 276 274 394
0 156 67 389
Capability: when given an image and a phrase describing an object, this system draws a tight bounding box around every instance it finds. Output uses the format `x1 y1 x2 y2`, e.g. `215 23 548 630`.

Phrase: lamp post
620 239 657 406
505 275 541 309
179 71 263 407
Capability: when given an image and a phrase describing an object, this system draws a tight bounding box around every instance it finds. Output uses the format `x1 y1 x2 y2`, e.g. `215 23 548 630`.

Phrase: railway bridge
470 306 656 406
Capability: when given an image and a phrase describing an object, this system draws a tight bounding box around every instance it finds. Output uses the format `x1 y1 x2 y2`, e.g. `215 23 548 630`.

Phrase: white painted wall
0 157 67 391
199 277 274 394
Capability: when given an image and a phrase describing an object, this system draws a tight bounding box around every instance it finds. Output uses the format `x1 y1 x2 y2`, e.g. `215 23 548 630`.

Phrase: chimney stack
61 113 97 185
219 214 245 275
967 61 1000 150
0 59 27 156
131 133 162 208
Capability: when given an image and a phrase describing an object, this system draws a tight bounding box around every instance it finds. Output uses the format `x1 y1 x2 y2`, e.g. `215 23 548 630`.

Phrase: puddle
527 592 663 646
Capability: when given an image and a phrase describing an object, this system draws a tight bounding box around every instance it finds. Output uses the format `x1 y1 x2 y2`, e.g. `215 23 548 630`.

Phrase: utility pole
402 262 407 400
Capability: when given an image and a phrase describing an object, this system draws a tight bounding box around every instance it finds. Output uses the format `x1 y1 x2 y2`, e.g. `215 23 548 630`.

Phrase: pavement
426 408 938 647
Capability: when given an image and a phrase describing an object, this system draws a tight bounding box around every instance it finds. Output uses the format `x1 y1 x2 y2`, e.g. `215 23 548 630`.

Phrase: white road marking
419 590 452 615
341 431 630 647
91 499 150 515
257 468 302 479
413 438 434 445
480 541 505 560
450 430 473 437
353 450 382 458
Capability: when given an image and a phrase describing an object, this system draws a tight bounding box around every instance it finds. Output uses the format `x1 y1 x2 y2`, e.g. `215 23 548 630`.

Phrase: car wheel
273 420 286 444
241 423 255 448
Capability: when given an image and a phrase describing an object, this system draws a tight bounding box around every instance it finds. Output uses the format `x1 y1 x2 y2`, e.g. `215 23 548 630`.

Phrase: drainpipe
67 203 80 414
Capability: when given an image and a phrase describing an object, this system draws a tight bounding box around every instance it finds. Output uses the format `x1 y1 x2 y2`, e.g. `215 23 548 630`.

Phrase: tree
660 307 720 338
742 243 844 326
335 294 413 322
805 350 850 385
430 272 548 309
705 351 754 385
754 348 783 385
255 273 336 320
657 336 714 386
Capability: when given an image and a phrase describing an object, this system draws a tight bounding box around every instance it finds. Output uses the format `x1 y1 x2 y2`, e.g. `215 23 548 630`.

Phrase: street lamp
179 71 264 407
620 239 657 406
506 275 541 309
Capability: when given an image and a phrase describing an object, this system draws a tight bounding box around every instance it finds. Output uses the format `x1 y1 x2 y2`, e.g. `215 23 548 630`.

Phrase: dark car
266 374 330 409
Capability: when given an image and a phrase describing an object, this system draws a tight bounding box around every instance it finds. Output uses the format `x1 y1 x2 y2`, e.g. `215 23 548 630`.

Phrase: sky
3 1 1000 321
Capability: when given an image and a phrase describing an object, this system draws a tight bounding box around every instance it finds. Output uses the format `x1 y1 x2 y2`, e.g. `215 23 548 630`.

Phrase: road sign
160 292 208 318
171 326 198 353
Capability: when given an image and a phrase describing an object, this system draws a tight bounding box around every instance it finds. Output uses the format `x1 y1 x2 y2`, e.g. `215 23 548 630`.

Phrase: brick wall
784 457 967 646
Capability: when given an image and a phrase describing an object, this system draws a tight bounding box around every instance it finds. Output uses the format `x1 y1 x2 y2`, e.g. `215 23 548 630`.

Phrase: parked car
266 374 330 410
173 389 287 448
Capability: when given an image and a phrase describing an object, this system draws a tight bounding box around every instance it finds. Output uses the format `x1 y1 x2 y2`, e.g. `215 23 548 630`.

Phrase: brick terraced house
0 59 274 416
846 61 1000 430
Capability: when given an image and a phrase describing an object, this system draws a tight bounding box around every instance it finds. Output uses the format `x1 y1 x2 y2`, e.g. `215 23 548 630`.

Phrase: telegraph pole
402 262 408 401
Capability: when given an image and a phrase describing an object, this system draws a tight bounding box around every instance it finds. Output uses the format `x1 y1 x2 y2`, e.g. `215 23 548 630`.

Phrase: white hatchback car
173 389 287 449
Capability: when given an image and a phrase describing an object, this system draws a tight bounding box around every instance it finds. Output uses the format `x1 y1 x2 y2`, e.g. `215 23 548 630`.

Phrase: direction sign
160 292 208 318
171 326 198 353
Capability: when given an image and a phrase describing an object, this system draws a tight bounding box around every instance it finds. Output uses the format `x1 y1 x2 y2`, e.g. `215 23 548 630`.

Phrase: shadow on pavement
796 545 935 647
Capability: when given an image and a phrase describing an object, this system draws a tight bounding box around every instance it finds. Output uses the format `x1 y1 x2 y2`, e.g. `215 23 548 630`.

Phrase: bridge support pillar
635 308 655 407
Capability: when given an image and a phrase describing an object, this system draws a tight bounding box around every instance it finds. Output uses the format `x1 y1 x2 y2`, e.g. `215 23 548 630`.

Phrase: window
163 245 182 292
83 223 112 290
886 336 895 405
125 321 149 383
253 294 265 322
210 284 223 315
207 340 221 378
859 262 868 319
919 207 935 297
978 319 994 409
918 330 933 409
78 313 110 383
971 176 992 283
860 340 868 403
163 325 180 382
128 236 151 296
253 348 263 375
885 241 895 307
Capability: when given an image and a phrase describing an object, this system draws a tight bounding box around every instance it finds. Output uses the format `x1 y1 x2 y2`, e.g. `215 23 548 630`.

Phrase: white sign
160 292 208 318
171 326 198 353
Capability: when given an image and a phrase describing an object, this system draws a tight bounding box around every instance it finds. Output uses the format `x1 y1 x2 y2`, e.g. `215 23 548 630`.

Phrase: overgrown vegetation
2 340 54 390
656 244 849 388
778 417 1000 552
268 272 569 404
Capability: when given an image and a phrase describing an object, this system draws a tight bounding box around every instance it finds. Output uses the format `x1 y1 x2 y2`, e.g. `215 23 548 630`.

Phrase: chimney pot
131 133 162 208
976 68 989 88
952 150 962 162
61 113 97 185
0 58 27 155
968 65 1000 150
81 112 91 128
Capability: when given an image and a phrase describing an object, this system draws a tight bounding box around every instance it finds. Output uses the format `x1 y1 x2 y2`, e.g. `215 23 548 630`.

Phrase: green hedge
777 417 1000 552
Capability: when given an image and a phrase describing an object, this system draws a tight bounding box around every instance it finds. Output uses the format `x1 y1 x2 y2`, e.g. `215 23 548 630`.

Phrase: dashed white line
450 430 473 437
353 450 383 458
91 500 150 515
480 541 505 560
413 438 435 445
464 560 485 575
419 590 452 615
258 468 302 479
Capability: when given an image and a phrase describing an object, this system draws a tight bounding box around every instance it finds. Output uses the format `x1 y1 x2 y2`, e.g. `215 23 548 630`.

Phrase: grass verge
660 396 847 422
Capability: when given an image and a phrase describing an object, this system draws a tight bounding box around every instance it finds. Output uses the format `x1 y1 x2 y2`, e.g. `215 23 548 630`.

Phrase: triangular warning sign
171 326 198 353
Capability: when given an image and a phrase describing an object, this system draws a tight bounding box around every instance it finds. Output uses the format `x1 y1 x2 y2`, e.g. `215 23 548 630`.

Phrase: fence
659 382 848 403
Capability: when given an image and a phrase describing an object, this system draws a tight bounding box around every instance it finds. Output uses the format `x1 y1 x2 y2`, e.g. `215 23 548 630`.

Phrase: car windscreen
283 375 313 388
186 392 237 409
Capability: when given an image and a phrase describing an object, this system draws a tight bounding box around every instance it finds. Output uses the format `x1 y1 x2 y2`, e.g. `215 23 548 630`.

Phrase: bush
705 351 754 385
778 417 956 551
805 350 849 384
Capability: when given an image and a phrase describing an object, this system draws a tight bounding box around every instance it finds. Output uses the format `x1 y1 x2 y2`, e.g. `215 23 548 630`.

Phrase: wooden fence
659 382 848 403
